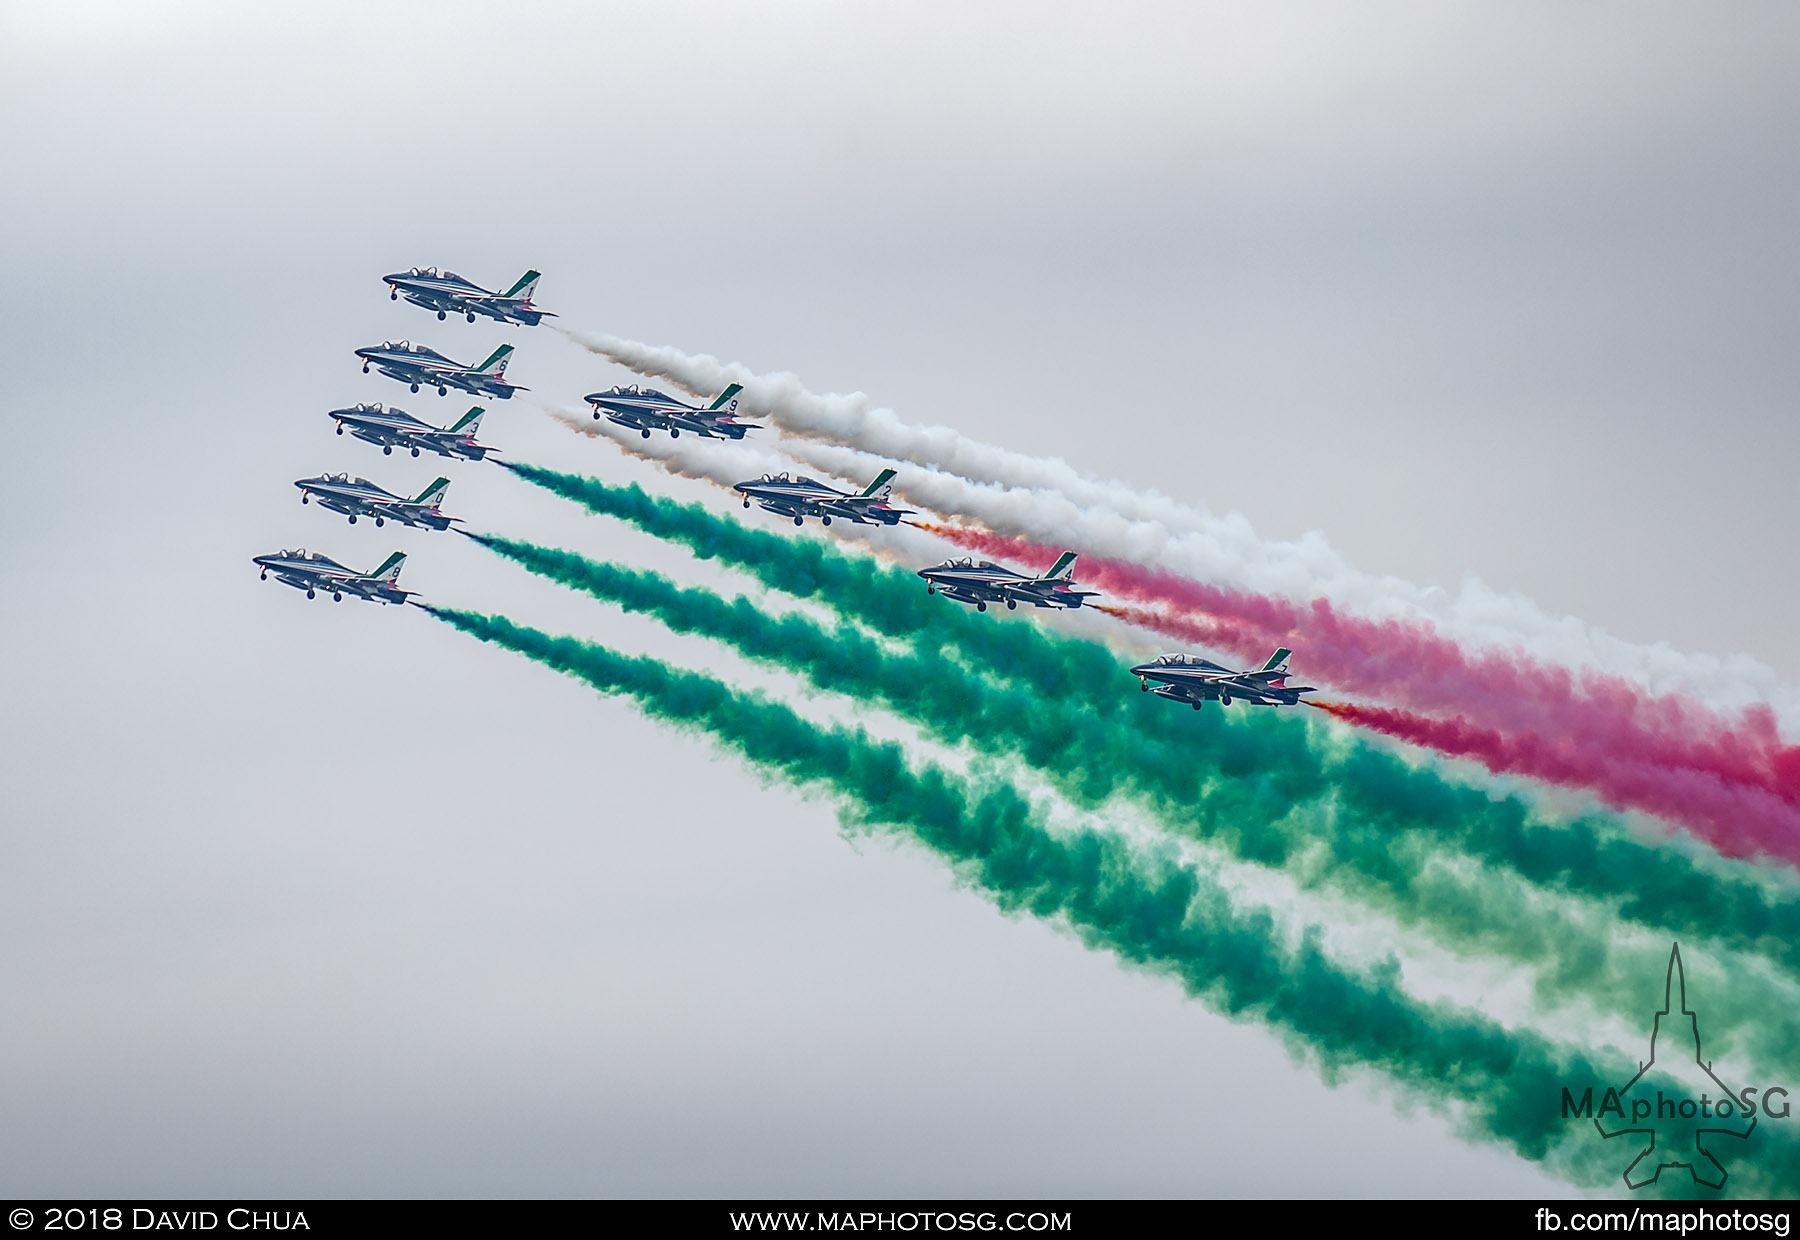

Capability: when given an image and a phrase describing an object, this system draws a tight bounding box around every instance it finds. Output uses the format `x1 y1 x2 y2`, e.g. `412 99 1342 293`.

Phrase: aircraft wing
1010 580 1099 607
396 501 459 526
666 409 752 437
753 495 822 519
601 406 670 432
821 497 912 524
1155 668 1312 703
340 573 414 602
1208 677 1289 705
476 297 554 323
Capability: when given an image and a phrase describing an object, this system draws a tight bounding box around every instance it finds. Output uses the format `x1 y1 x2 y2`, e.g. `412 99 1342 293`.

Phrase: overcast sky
1 2 1794 1198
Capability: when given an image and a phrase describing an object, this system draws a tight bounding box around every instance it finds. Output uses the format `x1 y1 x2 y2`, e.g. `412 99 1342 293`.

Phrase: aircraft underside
1147 683 1288 708
274 572 352 601
932 586 1014 611
399 291 538 326
403 292 480 322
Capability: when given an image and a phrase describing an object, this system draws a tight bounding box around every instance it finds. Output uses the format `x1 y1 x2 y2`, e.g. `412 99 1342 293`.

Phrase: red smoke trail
917 522 1800 865
1307 700 1800 863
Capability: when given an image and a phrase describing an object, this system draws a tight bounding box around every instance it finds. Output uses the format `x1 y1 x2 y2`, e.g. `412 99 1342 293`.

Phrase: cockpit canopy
411 266 438 277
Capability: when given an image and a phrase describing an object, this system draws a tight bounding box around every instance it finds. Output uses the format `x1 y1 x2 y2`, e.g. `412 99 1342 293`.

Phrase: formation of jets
257 267 553 604
295 473 457 530
259 263 1324 707
384 267 554 327
586 382 758 440
330 403 496 461
734 468 911 527
917 551 1097 612
356 341 524 401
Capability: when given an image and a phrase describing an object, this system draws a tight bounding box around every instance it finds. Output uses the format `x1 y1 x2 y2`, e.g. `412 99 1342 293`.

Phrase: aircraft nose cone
1129 662 1156 677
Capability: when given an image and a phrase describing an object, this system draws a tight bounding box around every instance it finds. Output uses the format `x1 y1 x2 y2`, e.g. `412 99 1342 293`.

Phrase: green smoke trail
424 603 1664 1190
464 529 1800 1075
495 463 1800 999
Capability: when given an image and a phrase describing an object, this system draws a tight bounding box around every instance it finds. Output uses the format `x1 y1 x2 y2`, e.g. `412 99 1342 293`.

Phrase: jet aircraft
584 382 757 439
252 549 413 604
1131 649 1317 710
733 468 912 527
383 266 555 326
918 551 1097 612
355 340 524 400
295 473 456 530
328 403 496 461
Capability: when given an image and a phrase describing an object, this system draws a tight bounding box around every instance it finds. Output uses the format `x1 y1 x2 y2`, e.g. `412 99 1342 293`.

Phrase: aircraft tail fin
707 382 745 413
1039 551 1079 581
473 344 514 376
1262 648 1293 672
412 477 451 508
449 406 486 434
858 468 898 498
501 270 542 301
369 552 407 585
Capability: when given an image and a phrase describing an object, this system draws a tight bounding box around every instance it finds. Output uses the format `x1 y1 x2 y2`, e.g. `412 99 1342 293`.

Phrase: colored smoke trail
556 326 1797 723
420 602 1647 1190
920 521 1800 869
463 530 1800 1071
484 464 1800 993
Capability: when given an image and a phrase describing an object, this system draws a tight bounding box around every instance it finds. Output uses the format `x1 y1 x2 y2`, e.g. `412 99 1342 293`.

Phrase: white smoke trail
557 327 1797 721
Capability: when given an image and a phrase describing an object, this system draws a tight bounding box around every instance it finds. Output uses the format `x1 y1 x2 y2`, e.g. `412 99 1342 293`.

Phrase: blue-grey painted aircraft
355 340 524 400
584 382 757 439
328 403 496 461
733 468 912 527
251 549 413 604
383 266 555 326
295 472 457 530
1130 649 1317 710
917 551 1097 612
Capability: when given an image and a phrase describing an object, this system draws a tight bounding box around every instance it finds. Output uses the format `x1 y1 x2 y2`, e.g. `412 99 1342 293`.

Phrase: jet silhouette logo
1593 944 1756 1190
